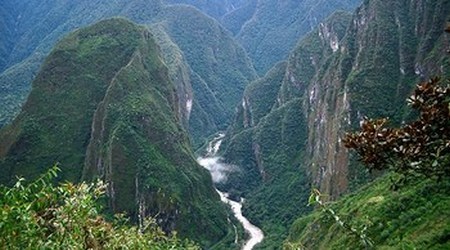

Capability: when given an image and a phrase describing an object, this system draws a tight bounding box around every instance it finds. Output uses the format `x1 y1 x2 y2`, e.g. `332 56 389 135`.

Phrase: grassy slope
0 18 231 247
285 174 450 249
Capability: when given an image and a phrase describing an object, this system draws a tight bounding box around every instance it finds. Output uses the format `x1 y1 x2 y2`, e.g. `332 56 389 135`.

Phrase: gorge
197 134 264 250
0 0 449 249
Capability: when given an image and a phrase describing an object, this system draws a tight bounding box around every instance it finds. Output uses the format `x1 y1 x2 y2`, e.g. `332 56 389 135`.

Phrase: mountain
0 18 231 247
290 0 450 198
221 11 353 248
158 0 361 75
0 0 163 128
0 0 257 147
221 0 258 36
221 0 450 247
235 0 361 74
283 0 450 247
163 0 247 19
152 5 257 146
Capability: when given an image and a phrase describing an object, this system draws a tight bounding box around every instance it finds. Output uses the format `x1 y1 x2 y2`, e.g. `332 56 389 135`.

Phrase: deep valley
1 0 449 249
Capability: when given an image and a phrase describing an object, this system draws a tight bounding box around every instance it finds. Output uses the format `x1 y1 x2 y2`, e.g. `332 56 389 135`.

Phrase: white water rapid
197 134 264 250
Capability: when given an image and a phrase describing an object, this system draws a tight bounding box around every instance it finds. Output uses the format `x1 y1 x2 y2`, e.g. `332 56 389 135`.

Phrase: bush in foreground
0 166 199 249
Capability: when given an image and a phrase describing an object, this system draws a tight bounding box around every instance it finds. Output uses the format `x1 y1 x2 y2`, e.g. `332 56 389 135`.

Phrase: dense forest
0 0 449 249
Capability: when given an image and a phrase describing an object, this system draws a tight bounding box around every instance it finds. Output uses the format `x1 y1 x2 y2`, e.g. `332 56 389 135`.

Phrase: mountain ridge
0 18 231 247
235 0 361 74
0 0 256 149
220 0 450 247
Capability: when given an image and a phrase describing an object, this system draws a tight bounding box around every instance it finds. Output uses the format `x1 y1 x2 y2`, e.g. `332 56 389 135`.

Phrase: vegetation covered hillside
0 0 164 127
221 0 450 247
152 5 257 146
0 0 257 148
286 174 450 249
286 76 450 249
220 12 353 248
0 18 231 247
163 0 247 20
235 0 360 74
289 0 450 199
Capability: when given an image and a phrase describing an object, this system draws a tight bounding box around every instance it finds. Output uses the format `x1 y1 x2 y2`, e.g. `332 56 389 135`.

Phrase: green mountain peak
0 18 230 247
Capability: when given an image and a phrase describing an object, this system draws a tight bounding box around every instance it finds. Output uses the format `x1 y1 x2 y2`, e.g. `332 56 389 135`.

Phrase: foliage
159 5 257 147
284 6 450 249
1 18 143 184
221 10 356 248
0 166 199 249
343 77 450 179
285 174 450 249
221 0 258 36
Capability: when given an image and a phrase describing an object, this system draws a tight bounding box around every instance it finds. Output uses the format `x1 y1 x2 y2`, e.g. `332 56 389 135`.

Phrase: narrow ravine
197 134 264 250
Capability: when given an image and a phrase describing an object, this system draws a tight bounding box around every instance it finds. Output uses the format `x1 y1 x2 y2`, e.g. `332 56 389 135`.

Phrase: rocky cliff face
297 0 450 198
220 12 353 248
0 18 230 247
282 11 355 199
222 0 450 246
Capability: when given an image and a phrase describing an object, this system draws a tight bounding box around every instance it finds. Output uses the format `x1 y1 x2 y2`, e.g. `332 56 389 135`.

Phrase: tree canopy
343 77 450 180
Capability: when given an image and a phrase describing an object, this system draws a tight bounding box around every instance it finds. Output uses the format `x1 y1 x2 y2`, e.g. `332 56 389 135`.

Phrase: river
197 134 264 250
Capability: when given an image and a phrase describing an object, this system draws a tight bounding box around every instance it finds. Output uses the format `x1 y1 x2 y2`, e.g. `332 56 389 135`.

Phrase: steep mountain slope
0 1 15 72
221 12 353 248
219 61 287 195
153 5 257 146
0 0 162 127
235 0 361 74
162 0 257 36
0 0 256 147
222 0 450 247
285 175 450 249
147 25 194 128
220 0 257 36
163 0 247 19
292 0 450 199
0 18 230 247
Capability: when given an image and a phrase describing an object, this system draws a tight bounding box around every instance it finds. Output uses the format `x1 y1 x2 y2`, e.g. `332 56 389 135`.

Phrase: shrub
0 166 199 249
343 77 450 180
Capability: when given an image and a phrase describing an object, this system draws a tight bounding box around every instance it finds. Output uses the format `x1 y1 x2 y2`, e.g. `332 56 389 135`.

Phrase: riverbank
197 134 264 250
